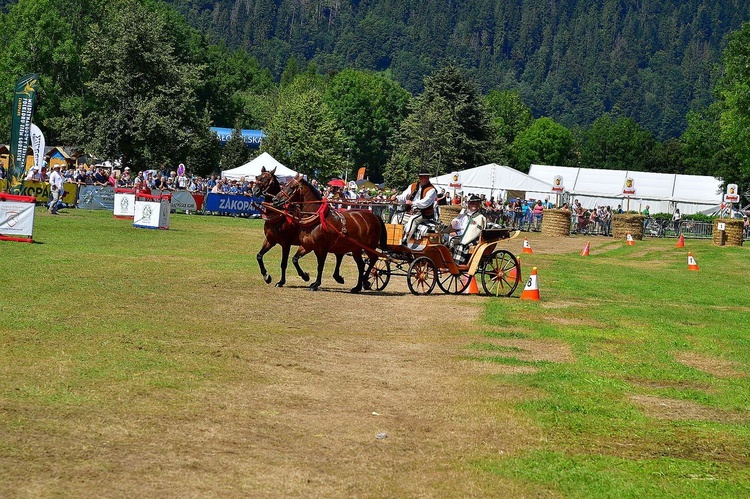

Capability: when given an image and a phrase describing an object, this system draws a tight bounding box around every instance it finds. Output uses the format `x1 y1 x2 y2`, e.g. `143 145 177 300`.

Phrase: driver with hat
393 167 438 244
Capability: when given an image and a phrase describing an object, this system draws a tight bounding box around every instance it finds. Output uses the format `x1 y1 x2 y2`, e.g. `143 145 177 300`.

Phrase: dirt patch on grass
631 395 749 424
674 351 747 378
469 338 575 364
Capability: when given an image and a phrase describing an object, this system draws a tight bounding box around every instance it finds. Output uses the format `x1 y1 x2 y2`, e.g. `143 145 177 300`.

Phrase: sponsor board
204 193 263 215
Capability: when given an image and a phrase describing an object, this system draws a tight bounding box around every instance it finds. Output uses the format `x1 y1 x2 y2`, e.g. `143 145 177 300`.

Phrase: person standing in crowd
48 164 64 214
393 167 437 244
672 208 681 235
532 199 544 231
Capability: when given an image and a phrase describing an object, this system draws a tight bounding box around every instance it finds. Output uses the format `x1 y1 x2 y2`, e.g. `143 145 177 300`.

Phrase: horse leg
350 253 365 293
275 244 291 287
291 247 311 282
309 251 326 291
256 238 275 284
332 253 345 284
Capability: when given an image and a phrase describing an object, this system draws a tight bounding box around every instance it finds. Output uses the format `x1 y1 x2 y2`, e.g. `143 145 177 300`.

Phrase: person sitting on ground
392 167 438 245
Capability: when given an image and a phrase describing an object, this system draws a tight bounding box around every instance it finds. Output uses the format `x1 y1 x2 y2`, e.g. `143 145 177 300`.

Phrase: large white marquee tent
221 152 300 181
431 163 554 201
527 164 724 215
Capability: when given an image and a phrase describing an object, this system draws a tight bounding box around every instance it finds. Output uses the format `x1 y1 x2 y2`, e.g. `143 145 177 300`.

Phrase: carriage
256 170 521 296
367 214 522 296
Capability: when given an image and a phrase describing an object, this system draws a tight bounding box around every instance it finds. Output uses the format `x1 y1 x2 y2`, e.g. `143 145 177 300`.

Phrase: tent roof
528 164 723 205
221 152 299 181
432 163 553 196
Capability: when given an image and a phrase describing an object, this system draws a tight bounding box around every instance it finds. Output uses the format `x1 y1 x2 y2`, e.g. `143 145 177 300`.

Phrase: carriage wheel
480 250 520 297
407 256 437 295
367 258 391 291
437 269 471 294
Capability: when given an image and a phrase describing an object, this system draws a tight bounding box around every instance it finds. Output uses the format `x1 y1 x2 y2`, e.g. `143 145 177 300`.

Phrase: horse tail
378 216 388 250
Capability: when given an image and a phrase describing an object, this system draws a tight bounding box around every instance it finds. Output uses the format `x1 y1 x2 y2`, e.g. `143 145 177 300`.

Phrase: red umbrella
328 178 346 188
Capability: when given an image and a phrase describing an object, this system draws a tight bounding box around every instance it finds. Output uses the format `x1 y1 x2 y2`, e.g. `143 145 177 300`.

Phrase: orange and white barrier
581 241 590 256
687 252 699 271
522 237 534 254
626 233 635 246
520 267 540 301
676 234 685 248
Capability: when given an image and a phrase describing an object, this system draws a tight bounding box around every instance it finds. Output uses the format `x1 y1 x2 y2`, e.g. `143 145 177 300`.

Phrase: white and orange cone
522 237 534 254
520 267 541 301
464 275 480 294
581 241 590 256
676 234 685 248
626 233 635 246
687 252 700 271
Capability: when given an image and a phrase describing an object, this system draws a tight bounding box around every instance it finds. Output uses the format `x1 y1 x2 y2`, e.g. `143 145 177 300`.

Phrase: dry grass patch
630 395 749 424
674 351 747 379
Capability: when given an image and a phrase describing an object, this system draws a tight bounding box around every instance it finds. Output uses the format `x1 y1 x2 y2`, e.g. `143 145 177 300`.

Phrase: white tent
527 164 724 214
431 163 554 201
221 152 300 181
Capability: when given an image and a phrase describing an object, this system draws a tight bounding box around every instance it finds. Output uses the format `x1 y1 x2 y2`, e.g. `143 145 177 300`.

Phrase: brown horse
272 174 387 293
251 167 344 287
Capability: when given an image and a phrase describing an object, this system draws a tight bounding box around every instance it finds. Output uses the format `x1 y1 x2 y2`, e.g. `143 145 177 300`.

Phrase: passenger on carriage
447 195 487 263
392 167 438 245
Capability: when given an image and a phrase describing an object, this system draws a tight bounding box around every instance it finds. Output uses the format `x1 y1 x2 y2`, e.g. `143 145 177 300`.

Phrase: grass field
1 208 749 497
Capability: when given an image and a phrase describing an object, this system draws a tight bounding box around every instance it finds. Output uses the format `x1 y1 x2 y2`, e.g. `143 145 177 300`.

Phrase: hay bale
712 219 744 246
439 205 461 226
612 214 645 240
541 209 571 237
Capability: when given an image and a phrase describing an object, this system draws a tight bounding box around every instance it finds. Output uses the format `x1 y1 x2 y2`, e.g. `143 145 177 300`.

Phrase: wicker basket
612 214 645 240
712 219 744 246
541 209 571 237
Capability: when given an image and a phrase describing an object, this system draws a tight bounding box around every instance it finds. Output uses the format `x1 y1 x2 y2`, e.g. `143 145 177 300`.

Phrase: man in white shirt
393 168 437 244
48 164 64 214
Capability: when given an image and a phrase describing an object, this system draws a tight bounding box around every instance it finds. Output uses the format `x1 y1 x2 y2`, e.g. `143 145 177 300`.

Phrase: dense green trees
324 69 410 183
1 0 750 201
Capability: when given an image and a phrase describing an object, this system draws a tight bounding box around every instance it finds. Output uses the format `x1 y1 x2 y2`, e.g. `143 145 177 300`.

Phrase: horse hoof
350 287 361 294
362 280 372 291
264 275 272 284
300 272 310 282
275 282 285 287
334 275 345 284
309 284 320 291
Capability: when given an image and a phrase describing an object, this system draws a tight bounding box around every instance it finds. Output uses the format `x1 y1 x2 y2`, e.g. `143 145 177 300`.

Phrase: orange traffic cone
520 267 541 301
522 237 534 254
508 257 520 281
581 241 590 256
464 275 480 294
687 252 700 271
626 233 635 246
676 234 685 248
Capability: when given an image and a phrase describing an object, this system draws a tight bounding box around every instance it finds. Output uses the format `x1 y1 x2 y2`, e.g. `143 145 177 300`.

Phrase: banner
19 181 77 205
30 123 45 170
356 167 366 181
0 193 36 239
78 185 115 210
150 189 205 212
204 193 262 215
8 74 40 190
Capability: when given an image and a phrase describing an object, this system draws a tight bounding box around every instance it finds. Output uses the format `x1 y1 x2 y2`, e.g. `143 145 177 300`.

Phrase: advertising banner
8 74 39 189
78 185 115 210
151 189 204 212
0 193 36 239
30 123 45 170
204 193 262 215
19 181 77 205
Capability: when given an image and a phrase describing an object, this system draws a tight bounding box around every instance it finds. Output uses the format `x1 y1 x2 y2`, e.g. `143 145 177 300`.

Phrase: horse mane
297 176 322 200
